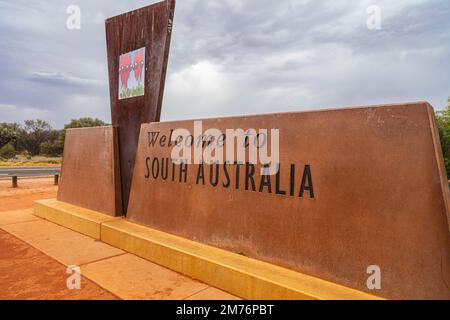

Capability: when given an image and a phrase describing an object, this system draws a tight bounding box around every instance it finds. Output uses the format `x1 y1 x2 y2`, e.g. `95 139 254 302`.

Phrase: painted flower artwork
118 47 146 100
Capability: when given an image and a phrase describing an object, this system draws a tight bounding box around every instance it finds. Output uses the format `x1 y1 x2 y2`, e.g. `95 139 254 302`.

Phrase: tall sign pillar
105 0 175 213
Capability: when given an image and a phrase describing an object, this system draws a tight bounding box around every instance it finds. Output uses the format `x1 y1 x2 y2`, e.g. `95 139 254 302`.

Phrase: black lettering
175 135 183 146
148 132 160 147
209 164 219 187
145 157 151 178
168 129 174 147
299 165 314 198
218 133 226 147
186 135 194 147
235 162 243 189
196 163 205 185
159 135 167 147
244 135 250 148
171 162 176 181
203 135 214 148
290 164 295 196
152 157 159 179
245 163 256 191
259 172 273 193
161 158 169 180
223 163 230 188
208 135 214 147
256 133 267 148
179 163 188 183
275 164 286 195
196 135 203 148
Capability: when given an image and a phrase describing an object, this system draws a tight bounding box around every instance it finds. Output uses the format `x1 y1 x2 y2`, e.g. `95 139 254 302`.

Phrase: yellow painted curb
34 199 122 239
101 219 382 300
33 199 382 300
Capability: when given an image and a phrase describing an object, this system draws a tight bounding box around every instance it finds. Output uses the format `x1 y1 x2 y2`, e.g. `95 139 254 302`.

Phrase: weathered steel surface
127 102 450 299
106 0 175 213
57 127 123 217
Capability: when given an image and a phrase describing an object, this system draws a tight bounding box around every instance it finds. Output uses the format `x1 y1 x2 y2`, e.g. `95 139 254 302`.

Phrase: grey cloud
28 71 103 88
0 0 449 128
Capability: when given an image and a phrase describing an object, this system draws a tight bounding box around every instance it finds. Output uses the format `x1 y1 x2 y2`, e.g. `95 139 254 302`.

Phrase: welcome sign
142 125 315 199
127 102 450 299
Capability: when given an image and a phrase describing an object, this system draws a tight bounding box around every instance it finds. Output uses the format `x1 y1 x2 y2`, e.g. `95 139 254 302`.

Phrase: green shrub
22 151 32 160
436 98 450 178
0 143 16 159
40 140 64 157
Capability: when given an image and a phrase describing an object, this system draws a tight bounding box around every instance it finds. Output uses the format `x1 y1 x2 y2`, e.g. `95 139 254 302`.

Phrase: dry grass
0 155 62 167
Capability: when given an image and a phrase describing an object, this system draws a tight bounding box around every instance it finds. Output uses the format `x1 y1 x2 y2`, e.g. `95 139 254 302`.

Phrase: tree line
0 118 107 159
2 99 450 177
435 98 450 178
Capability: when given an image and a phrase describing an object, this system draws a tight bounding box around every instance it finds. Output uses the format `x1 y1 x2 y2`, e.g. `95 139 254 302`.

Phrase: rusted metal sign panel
127 102 450 299
106 0 175 213
57 127 123 217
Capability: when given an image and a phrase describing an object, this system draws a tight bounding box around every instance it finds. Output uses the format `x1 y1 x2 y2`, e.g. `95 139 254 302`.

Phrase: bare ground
0 178 58 211
0 177 118 300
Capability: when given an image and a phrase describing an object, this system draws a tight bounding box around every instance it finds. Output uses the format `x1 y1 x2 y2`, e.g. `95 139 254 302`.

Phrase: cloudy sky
0 0 449 128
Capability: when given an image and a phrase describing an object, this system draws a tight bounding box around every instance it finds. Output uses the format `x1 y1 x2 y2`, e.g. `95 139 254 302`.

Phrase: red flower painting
118 47 146 100
134 49 144 82
119 53 132 89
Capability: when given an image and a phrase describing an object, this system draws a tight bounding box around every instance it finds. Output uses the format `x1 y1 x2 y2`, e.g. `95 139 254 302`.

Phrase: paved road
0 167 61 179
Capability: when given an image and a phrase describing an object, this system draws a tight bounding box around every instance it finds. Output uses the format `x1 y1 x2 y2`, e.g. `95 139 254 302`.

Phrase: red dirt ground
0 178 57 211
0 229 118 300
0 177 118 300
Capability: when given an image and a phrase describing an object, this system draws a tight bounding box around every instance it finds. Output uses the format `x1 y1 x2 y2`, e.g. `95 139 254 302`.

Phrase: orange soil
0 177 118 300
0 178 57 211
0 229 118 300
